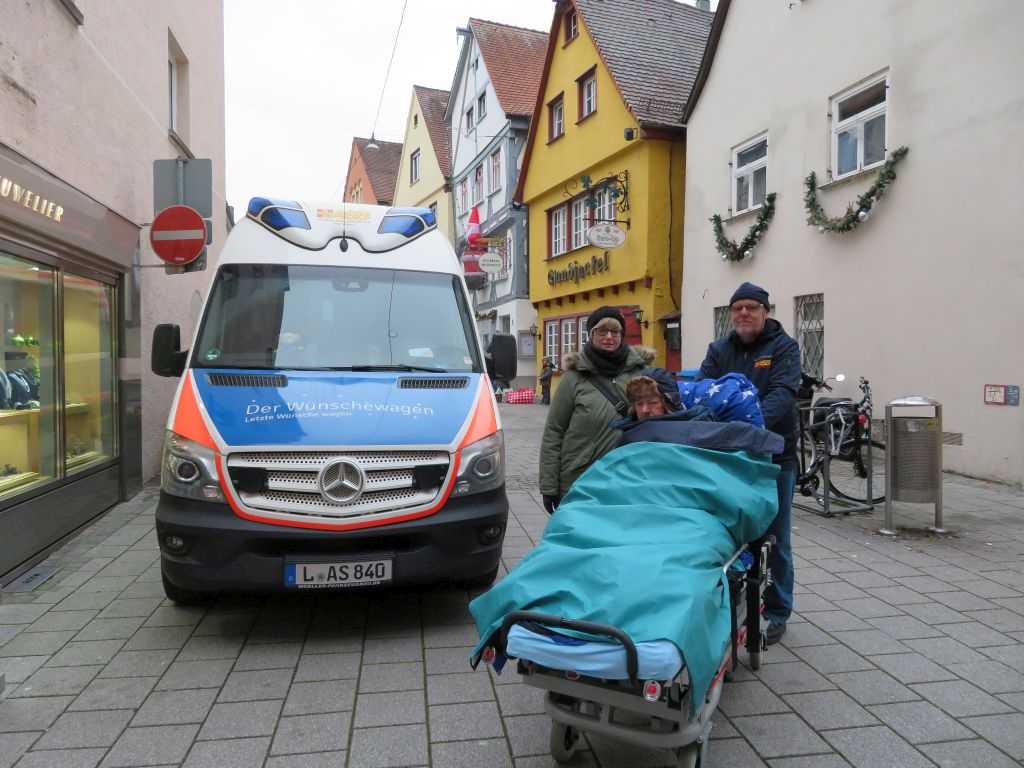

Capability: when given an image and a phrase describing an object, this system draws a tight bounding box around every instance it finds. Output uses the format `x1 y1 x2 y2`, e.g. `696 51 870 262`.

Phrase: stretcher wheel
549 722 581 763
675 741 705 767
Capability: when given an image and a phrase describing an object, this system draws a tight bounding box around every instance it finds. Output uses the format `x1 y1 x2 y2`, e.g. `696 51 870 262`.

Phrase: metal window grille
794 293 825 378
713 306 731 340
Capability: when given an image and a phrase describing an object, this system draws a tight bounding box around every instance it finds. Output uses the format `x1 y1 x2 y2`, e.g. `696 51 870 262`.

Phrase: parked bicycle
797 373 885 505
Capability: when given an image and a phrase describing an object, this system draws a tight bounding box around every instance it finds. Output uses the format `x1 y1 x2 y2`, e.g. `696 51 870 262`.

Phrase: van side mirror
151 324 188 377
487 334 517 385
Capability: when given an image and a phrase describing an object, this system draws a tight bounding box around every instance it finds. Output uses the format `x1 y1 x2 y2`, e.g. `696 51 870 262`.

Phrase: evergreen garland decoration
805 146 909 233
710 192 777 262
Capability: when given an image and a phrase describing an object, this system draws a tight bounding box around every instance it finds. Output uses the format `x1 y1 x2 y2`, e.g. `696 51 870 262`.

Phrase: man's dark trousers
765 467 795 624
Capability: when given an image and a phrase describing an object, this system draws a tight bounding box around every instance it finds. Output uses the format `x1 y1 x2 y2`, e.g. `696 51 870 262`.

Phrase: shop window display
63 274 116 473
0 252 57 499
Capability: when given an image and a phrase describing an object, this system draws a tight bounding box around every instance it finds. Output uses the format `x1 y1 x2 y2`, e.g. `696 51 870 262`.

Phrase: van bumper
156 488 508 594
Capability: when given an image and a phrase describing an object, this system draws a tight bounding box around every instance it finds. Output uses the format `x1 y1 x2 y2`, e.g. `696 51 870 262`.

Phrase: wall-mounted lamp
634 308 649 328
529 323 543 340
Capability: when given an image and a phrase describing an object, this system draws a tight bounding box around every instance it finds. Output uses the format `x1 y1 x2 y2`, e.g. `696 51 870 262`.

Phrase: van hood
191 369 483 449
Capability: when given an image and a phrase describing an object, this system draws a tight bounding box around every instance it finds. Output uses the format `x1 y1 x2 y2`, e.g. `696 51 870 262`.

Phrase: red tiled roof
413 86 451 178
469 18 548 118
352 136 403 204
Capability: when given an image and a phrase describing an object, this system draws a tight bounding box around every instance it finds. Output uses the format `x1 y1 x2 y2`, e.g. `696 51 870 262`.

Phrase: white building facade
445 19 546 387
681 0 1023 485
0 0 226 575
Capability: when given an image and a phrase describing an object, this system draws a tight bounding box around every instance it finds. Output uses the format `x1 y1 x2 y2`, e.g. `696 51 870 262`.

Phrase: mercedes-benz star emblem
317 459 365 504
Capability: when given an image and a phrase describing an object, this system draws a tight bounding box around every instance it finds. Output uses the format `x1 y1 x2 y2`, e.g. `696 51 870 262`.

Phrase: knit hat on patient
625 368 682 412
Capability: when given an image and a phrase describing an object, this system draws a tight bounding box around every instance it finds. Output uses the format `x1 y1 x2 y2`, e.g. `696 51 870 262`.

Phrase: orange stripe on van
459 377 498 448
171 372 216 450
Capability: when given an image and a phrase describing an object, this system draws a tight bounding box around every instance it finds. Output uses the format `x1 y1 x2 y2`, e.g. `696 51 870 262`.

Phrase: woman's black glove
542 494 561 515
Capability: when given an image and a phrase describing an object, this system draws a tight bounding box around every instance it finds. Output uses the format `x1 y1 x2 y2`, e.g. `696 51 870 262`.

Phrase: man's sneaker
766 622 787 646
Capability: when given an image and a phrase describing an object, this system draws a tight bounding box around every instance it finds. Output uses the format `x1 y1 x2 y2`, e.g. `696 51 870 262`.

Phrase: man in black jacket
698 282 801 645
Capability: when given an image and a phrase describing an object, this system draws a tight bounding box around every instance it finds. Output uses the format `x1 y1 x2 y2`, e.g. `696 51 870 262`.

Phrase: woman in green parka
539 306 648 514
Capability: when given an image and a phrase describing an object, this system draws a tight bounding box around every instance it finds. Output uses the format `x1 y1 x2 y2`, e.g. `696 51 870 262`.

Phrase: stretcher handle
499 610 640 686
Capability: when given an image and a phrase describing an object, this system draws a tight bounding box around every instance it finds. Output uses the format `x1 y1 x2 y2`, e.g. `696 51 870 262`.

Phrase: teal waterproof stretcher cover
470 441 779 715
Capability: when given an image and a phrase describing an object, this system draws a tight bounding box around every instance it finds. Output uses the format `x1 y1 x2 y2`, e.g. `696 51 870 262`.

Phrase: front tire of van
161 568 209 606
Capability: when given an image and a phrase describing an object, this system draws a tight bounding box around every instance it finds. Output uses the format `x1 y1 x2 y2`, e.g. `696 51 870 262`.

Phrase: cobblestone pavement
2 404 1023 767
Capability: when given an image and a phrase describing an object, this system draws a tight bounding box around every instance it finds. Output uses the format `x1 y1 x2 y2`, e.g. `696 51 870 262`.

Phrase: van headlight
161 431 224 502
451 430 505 498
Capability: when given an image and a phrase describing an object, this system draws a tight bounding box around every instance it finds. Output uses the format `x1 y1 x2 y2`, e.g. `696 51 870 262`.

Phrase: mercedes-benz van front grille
226 450 451 521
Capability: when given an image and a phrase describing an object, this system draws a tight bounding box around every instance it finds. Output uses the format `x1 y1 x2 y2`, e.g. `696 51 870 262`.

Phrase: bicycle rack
794 404 877 518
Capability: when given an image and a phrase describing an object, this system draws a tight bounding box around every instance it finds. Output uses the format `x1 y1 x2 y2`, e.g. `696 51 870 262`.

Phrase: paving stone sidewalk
1 404 1023 767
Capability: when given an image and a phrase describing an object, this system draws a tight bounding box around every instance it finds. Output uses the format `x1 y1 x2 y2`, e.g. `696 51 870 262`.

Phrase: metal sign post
153 158 212 272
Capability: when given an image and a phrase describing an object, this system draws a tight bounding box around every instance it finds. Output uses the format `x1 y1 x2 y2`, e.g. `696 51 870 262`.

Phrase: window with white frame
593 187 615 225
465 106 475 135
477 93 486 122
832 75 888 179
489 150 501 194
794 293 825 379
561 318 577 358
456 179 468 215
409 149 421 185
577 316 588 351
550 206 567 257
579 71 597 120
570 198 587 250
732 134 767 213
565 10 578 43
549 95 564 141
545 321 558 364
473 164 484 203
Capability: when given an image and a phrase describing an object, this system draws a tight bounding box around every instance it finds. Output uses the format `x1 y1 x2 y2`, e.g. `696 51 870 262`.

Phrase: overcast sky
224 0 714 214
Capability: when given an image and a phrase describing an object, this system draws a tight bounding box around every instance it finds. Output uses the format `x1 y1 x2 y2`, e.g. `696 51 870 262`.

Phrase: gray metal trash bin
881 396 944 535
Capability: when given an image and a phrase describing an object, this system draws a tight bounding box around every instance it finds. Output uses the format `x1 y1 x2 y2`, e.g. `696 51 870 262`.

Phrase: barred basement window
713 305 731 340
794 293 825 378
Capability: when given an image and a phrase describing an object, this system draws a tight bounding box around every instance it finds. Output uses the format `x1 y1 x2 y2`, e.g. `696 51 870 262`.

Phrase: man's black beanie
586 306 627 333
729 282 770 309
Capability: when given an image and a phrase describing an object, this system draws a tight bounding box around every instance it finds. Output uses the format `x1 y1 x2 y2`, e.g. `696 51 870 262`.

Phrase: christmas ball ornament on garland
804 146 908 233
710 192 777 263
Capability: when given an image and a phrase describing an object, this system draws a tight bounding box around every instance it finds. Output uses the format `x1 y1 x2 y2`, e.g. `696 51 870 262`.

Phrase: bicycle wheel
828 439 885 504
797 430 820 497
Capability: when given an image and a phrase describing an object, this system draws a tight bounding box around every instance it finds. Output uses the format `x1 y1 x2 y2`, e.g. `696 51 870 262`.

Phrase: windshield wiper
281 364 449 373
350 364 448 373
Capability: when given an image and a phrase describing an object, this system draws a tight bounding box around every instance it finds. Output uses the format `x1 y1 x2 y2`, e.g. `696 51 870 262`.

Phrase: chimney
696 0 710 10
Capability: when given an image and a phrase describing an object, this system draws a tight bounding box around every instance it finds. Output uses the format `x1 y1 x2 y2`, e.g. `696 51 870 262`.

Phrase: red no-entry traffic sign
150 204 205 265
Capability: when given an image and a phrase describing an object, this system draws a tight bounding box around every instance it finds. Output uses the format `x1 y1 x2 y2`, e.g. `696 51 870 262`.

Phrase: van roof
245 198 437 253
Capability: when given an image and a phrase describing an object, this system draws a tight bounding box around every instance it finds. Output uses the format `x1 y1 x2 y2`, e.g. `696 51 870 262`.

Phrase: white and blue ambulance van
150 199 508 603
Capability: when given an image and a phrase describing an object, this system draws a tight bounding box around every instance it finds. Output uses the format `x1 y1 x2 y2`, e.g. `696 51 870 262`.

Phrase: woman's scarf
584 341 630 379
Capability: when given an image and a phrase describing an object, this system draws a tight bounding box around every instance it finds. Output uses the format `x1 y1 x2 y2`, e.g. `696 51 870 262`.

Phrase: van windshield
192 264 482 372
